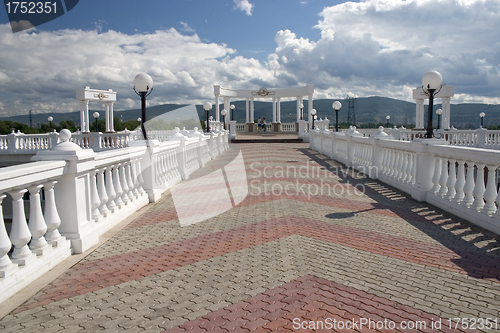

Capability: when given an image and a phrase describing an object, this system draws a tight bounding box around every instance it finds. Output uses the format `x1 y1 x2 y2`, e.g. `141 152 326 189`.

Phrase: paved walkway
1 142 499 332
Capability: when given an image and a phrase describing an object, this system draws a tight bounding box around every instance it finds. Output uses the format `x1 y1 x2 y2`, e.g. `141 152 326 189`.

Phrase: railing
280 123 296 132
236 123 246 132
0 127 230 304
310 127 500 236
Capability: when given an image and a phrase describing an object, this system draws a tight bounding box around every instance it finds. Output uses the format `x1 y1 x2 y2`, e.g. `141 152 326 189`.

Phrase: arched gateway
214 84 314 132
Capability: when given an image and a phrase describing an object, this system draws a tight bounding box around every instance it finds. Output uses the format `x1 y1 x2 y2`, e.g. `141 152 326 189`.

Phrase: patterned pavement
1 142 499 332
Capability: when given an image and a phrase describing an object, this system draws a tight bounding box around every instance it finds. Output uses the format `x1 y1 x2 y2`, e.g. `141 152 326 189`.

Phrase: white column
215 94 220 122
296 97 301 121
441 97 451 130
272 98 277 123
80 100 89 133
96 168 109 216
223 97 230 123
308 94 313 126
277 98 281 123
105 103 110 132
246 98 250 123
90 170 102 222
105 102 115 132
105 166 117 212
250 98 255 122
416 99 425 129
113 164 124 208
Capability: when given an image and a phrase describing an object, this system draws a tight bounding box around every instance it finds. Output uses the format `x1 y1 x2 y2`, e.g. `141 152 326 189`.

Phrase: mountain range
1 96 498 129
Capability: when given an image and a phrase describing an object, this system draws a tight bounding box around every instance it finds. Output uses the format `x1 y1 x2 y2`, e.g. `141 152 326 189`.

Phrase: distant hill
2 97 499 129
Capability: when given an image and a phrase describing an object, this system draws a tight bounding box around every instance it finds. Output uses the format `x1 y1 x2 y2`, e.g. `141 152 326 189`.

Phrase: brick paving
1 142 499 332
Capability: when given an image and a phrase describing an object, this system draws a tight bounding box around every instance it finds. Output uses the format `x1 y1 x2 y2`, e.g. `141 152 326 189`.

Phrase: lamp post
332 101 342 132
436 109 442 129
386 115 390 127
422 70 443 138
221 109 227 130
133 73 154 141
300 104 304 120
203 102 212 133
48 116 53 132
480 112 485 128
93 112 99 132
310 109 317 129
230 104 235 121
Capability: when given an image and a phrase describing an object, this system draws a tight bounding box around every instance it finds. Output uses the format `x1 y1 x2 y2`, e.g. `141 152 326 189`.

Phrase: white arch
214 85 315 130
76 87 117 133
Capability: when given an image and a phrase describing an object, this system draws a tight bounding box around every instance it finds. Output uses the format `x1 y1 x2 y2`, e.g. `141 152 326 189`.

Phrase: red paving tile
163 275 469 333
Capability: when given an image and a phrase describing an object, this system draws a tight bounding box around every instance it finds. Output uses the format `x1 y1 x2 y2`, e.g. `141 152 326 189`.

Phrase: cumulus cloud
0 24 278 116
233 0 253 16
268 0 500 103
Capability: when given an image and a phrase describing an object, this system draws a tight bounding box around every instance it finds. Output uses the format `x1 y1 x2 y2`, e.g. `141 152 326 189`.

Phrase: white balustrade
0 126 230 304
310 129 500 235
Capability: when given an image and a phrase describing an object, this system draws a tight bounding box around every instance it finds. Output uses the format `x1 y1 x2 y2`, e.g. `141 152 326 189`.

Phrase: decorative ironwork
252 87 275 97
94 92 109 100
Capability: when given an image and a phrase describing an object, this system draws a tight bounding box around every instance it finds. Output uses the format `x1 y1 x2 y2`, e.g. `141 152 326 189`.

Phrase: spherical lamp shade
310 109 317 115
221 109 227 116
133 73 154 93
436 109 443 115
203 102 212 111
93 112 99 119
480 112 485 117
333 101 342 110
386 115 390 120
422 70 443 90
48 116 53 122
230 105 235 110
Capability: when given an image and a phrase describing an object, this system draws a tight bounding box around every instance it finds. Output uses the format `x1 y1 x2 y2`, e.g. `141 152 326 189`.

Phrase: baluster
0 194 17 277
8 189 36 265
113 164 124 208
431 157 441 193
483 165 498 215
396 152 404 180
438 158 449 197
89 170 102 221
27 185 51 255
97 168 109 217
462 162 475 207
388 151 395 177
130 159 140 198
445 159 457 200
43 181 64 245
472 163 486 211
381 149 389 175
136 159 145 195
105 166 117 212
406 154 413 183
125 161 135 201
401 153 409 182
454 160 466 203
119 163 130 205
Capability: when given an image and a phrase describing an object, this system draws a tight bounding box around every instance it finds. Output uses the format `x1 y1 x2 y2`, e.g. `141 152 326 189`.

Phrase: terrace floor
1 141 499 332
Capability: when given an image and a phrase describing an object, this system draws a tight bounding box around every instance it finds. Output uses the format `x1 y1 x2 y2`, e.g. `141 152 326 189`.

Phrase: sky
0 0 499 117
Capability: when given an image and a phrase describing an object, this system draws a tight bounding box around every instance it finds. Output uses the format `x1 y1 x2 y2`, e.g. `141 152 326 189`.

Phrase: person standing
257 117 262 131
263 118 267 132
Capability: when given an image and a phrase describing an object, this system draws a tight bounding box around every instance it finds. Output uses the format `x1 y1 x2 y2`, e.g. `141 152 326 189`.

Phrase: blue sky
0 0 499 117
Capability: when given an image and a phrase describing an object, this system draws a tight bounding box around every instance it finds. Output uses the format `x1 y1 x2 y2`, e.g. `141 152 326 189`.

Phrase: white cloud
179 22 195 33
233 0 253 16
265 0 500 103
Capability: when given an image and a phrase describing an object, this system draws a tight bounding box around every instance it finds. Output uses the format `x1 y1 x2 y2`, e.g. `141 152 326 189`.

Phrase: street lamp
436 109 443 129
133 73 154 140
332 101 342 132
386 115 390 127
480 112 485 128
310 109 317 129
300 104 304 120
93 112 99 132
221 109 227 130
422 70 443 138
203 102 212 132
48 116 53 132
230 104 235 121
